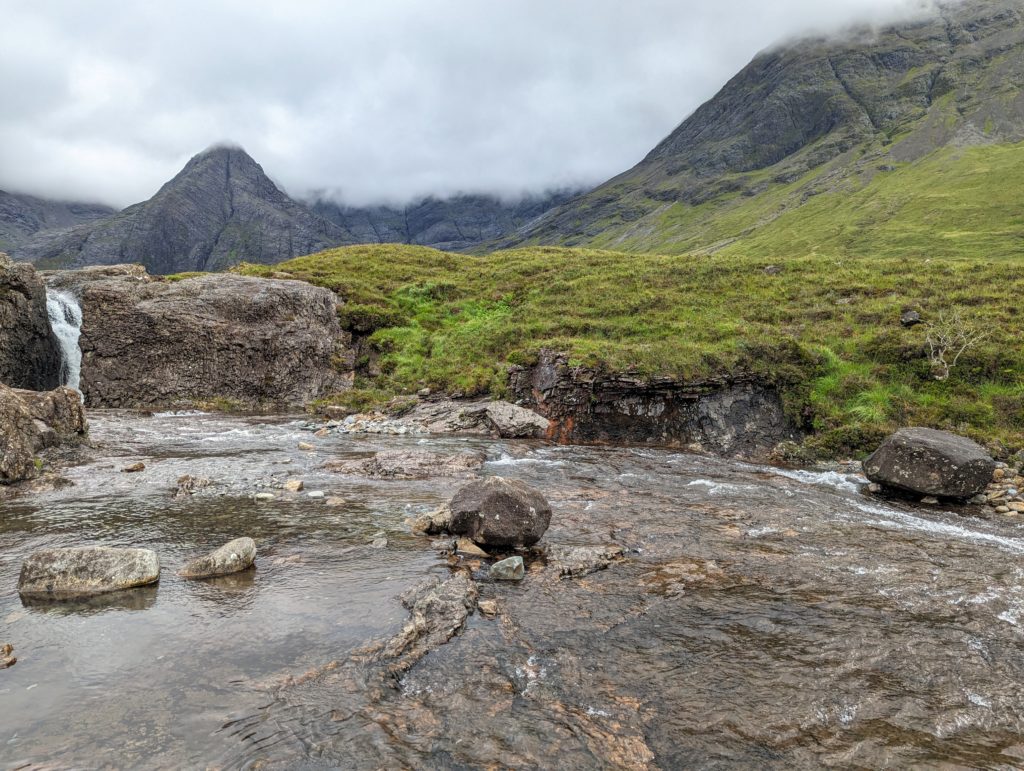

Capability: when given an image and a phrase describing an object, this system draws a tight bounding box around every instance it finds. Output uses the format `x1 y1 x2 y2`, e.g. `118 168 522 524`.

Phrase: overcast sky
0 0 941 208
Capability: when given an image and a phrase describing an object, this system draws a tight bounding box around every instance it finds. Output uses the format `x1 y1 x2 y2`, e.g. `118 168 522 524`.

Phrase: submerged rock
283 479 304 492
18 546 160 599
864 428 996 499
325 449 485 479
490 556 525 581
173 474 212 498
179 537 256 579
448 477 552 548
0 643 15 669
380 572 478 674
122 462 145 473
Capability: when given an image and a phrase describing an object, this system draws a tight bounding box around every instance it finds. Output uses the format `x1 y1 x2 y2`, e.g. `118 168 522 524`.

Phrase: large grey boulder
179 537 256 579
46 267 353 409
447 476 552 548
0 252 60 390
864 428 996 499
18 547 160 599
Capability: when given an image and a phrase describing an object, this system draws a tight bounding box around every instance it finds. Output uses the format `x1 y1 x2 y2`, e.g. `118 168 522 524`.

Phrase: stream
2 412 1024 768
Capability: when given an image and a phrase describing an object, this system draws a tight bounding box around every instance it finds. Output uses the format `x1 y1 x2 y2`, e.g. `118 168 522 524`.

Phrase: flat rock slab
18 546 160 599
546 544 625 578
864 427 996 499
179 537 256 579
324 449 485 480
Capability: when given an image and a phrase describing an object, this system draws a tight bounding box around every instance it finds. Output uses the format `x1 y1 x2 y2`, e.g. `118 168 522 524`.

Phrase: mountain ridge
501 0 1024 256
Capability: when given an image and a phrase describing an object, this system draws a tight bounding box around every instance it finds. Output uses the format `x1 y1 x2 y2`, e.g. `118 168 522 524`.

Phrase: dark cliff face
311 190 578 252
0 253 61 391
0 190 114 253
509 351 802 458
13 147 356 274
508 0 1024 247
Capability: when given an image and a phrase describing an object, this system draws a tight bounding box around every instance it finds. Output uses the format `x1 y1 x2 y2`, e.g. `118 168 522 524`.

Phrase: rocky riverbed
4 411 1024 768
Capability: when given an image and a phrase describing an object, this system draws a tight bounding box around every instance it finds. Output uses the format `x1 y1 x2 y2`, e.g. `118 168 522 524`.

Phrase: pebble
324 496 346 506
297 442 315 451
456 537 490 558
996 505 1011 514
314 428 330 438
254 492 275 502
921 496 939 505
122 462 146 473
283 479 304 493
370 537 388 549
477 599 500 618
1 643 15 669
307 490 325 499
490 556 525 581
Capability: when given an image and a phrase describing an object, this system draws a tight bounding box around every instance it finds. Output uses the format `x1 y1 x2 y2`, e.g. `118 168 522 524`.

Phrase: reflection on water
2 412 1024 768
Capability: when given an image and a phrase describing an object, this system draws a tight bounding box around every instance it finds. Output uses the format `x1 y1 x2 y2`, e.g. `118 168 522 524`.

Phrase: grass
237 243 1024 458
543 142 1024 263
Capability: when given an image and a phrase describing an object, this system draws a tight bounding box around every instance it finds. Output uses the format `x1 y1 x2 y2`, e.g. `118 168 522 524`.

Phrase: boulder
0 253 61 390
179 537 256 579
483 401 550 438
14 386 88 447
490 556 525 581
46 267 354 409
1 384 89 484
324 449 485 479
447 476 552 548
0 382 42 484
18 547 160 598
864 428 997 499
400 399 549 438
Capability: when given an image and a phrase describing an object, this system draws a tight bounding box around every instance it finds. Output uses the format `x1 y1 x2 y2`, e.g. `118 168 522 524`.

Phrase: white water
45 289 83 392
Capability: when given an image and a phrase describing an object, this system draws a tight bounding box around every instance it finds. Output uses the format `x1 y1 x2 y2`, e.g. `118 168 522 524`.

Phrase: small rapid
45 289 83 392
3 412 1024 768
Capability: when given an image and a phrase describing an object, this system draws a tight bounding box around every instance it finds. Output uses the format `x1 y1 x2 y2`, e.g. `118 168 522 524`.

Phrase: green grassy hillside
238 243 1024 458
576 142 1024 261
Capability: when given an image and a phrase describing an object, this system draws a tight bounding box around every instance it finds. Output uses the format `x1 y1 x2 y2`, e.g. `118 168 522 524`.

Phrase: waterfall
45 290 83 393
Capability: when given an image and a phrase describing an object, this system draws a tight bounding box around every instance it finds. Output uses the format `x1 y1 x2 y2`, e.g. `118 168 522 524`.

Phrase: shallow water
3 413 1024 768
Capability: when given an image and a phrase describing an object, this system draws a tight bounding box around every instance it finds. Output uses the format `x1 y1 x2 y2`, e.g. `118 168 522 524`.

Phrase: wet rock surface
509 350 801 457
179 537 257 579
18 546 160 599
865 427 997 499
0 253 61 390
324 449 486 479
7 412 1024 768
48 266 353 409
446 476 553 548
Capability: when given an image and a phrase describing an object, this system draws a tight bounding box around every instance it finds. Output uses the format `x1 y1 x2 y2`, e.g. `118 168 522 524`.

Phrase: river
2 411 1024 769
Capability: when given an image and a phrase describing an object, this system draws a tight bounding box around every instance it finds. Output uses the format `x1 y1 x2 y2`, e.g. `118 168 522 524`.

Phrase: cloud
0 0 943 208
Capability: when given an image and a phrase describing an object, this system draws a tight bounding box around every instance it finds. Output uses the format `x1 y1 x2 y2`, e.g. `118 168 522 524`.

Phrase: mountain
10 146 575 273
0 190 114 253
311 190 578 253
12 146 355 274
506 0 1024 259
